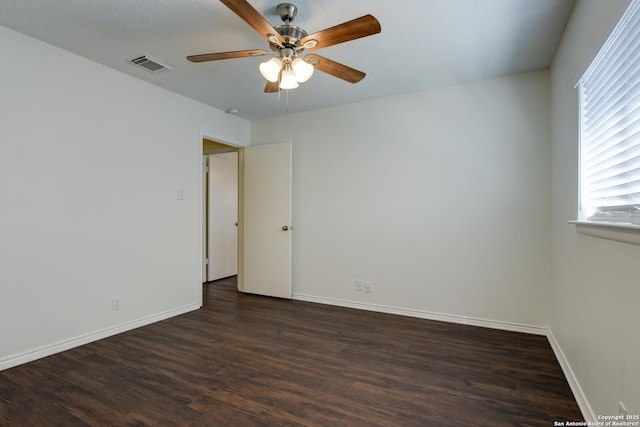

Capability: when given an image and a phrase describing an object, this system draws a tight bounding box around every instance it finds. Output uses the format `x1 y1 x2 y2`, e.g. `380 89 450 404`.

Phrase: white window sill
568 220 640 246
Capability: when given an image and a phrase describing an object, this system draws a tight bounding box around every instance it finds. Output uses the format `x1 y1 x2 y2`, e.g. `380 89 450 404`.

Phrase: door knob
282 225 289 231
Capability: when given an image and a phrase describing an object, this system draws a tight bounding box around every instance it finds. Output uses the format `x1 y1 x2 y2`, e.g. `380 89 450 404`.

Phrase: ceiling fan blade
220 0 285 44
187 49 269 62
301 15 381 50
264 80 280 93
264 70 282 93
305 54 366 84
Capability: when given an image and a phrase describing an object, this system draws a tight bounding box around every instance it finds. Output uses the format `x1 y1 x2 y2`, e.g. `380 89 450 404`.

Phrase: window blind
579 0 640 224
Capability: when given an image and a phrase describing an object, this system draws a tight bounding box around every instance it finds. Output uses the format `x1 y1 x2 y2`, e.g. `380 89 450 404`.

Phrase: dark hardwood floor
1 276 583 426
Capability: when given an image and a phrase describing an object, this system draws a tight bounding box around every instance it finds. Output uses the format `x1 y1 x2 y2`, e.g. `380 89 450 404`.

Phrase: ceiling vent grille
129 54 175 74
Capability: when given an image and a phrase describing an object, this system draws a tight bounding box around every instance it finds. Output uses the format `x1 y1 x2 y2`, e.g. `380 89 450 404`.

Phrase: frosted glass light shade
292 57 314 82
259 58 282 82
279 68 299 89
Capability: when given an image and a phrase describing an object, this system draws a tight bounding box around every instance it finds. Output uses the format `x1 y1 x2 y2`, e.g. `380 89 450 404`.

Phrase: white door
242 142 292 298
208 152 238 281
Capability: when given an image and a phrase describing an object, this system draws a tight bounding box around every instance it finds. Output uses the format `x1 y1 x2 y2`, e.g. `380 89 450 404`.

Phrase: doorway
201 138 292 298
203 139 240 283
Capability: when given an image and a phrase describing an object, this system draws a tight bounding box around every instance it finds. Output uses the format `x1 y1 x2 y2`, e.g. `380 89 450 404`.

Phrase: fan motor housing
270 25 307 51
270 3 307 51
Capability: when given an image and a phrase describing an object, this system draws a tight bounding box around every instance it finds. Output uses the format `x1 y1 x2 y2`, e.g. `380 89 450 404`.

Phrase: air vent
129 54 175 74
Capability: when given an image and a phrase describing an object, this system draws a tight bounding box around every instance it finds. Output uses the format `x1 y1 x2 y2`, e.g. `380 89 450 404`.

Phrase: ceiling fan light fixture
280 67 299 89
292 57 314 83
259 58 282 82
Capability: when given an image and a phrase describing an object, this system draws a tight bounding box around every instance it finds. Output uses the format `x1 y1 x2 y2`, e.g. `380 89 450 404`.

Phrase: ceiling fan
187 0 381 93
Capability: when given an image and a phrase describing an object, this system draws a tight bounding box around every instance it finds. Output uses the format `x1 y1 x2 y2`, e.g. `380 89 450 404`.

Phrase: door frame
201 137 243 293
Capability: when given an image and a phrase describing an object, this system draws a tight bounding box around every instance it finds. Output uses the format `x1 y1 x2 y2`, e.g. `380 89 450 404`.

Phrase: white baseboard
292 293 548 335
0 303 200 371
547 330 594 422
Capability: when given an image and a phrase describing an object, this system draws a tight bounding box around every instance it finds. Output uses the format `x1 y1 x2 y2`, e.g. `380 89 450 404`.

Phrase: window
578 0 640 225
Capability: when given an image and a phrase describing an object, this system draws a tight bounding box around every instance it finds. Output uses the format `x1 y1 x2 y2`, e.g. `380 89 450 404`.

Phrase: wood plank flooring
1 276 583 426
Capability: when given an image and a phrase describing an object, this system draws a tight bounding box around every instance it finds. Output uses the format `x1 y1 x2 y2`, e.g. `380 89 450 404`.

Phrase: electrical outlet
112 297 121 311
619 401 628 416
365 281 372 293
355 279 363 291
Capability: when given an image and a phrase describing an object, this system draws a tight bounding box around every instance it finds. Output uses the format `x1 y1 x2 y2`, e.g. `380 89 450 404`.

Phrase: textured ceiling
0 0 575 120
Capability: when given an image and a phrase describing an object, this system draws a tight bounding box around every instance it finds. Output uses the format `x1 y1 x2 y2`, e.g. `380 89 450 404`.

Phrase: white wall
0 25 249 368
252 70 552 329
550 0 639 419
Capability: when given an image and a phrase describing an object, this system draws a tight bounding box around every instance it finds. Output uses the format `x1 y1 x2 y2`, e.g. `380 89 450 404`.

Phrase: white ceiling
0 0 575 121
